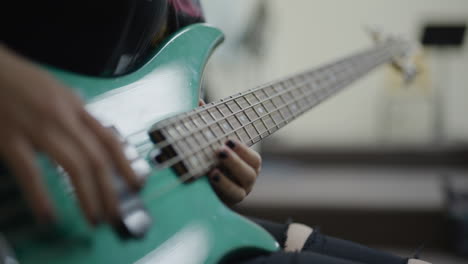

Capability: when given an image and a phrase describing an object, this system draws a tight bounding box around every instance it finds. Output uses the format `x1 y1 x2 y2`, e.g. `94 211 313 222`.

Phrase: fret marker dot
205 131 213 138
223 123 229 130
190 156 198 165
258 107 264 113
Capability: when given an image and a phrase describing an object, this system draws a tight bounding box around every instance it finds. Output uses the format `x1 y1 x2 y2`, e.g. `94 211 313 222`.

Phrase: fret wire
243 94 253 106
233 111 246 129
219 120 230 135
263 116 277 133
190 132 208 163
225 96 236 112
190 131 208 158
232 94 244 110
262 86 273 97
259 114 272 135
196 112 206 126
245 93 253 104
219 100 231 117
206 125 217 143
233 130 243 142
207 108 217 120
243 126 255 145
215 105 224 121
224 117 234 132
244 123 258 142
252 91 262 102
213 106 223 120
268 108 281 129
180 118 192 132
152 42 402 152
270 91 288 122
234 114 251 144
243 102 263 137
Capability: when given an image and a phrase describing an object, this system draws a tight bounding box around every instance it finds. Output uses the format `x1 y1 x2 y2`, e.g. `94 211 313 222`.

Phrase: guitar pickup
149 128 192 180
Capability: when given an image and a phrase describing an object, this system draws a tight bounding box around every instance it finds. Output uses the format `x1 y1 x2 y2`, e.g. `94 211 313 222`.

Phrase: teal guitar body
5 24 278 264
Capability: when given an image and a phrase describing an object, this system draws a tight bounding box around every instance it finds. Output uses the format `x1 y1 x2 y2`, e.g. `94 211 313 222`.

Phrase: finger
52 98 124 223
225 139 262 173
0 135 54 223
80 111 140 224
198 99 205 106
30 126 102 225
59 107 121 220
209 168 246 205
80 110 141 190
217 146 256 193
45 98 126 224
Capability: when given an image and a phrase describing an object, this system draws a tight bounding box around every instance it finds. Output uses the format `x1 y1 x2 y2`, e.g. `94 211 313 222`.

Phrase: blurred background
201 0 467 263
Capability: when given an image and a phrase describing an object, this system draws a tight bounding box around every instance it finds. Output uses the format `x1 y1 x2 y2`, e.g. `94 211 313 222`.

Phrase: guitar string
151 40 406 132
151 41 403 152
155 59 372 169
178 50 391 176
153 45 399 177
152 41 397 137
144 45 403 202
152 42 402 170
144 54 392 203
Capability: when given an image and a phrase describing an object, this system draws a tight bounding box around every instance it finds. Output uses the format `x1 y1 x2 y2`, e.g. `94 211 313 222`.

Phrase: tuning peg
365 25 387 42
391 51 419 83
365 26 420 83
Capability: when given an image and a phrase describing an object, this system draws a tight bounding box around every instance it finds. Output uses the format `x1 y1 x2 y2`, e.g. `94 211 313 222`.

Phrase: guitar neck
150 39 409 178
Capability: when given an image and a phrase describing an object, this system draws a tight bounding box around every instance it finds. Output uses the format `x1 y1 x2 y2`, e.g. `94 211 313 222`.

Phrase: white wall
203 0 468 149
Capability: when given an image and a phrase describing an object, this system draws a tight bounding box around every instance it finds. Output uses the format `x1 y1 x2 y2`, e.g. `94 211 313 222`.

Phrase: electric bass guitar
0 24 415 264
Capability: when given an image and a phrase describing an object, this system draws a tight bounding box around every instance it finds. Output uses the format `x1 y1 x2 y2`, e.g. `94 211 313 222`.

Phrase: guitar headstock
366 26 420 83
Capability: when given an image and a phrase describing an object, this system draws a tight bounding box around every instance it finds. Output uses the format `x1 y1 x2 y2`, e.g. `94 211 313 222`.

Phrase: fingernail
218 151 228 159
226 140 236 149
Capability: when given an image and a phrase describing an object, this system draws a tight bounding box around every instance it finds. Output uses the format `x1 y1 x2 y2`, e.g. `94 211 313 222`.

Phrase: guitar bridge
108 126 152 239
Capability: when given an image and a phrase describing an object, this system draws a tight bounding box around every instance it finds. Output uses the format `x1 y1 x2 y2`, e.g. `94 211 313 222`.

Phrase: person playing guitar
0 0 431 263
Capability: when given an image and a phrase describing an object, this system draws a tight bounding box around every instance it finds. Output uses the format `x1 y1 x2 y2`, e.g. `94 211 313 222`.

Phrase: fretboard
150 39 409 179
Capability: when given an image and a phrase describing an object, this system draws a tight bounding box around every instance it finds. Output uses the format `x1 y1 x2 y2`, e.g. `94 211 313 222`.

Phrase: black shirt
1 0 203 76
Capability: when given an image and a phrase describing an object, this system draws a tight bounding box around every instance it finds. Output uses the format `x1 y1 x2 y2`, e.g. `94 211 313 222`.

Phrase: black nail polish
212 174 220 182
226 140 236 149
218 151 228 159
